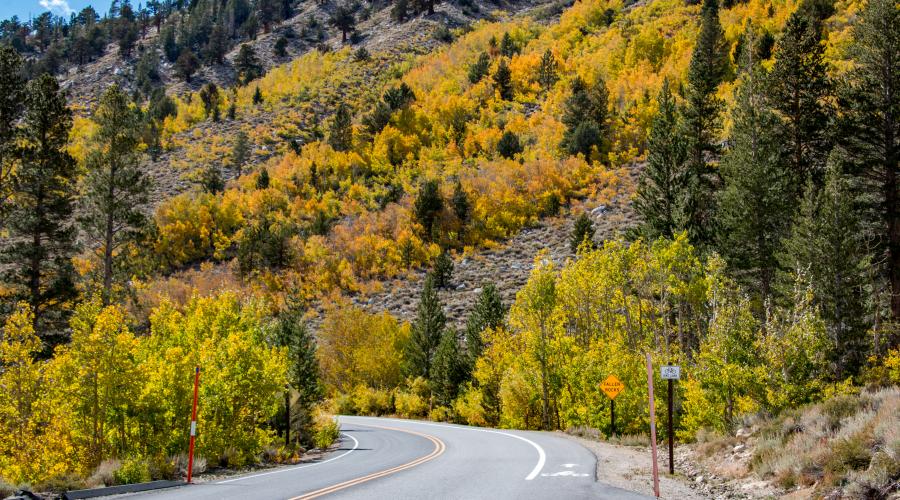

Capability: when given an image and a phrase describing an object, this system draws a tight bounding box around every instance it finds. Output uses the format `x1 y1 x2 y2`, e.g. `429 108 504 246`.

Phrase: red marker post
187 366 200 484
646 353 660 498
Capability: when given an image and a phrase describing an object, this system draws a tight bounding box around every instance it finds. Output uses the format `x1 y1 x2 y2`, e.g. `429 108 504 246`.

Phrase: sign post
660 365 681 475
187 366 200 484
645 354 660 498
599 375 624 437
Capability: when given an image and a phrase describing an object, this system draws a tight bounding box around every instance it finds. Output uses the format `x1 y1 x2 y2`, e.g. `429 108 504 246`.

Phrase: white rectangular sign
660 365 681 380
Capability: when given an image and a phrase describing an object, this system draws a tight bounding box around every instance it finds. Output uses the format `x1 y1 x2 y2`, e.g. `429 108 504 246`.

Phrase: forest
0 0 897 495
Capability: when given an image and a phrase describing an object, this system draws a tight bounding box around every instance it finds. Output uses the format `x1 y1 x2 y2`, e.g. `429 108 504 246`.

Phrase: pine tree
79 85 150 306
231 130 250 176
500 32 517 57
840 0 900 324
175 49 200 82
680 0 730 246
431 250 453 288
328 103 353 152
537 49 558 91
414 179 443 240
779 164 870 380
328 4 356 43
1 74 78 348
235 44 263 84
256 167 270 189
496 130 522 159
0 46 24 221
570 213 596 253
430 328 466 406
276 307 323 447
716 36 793 309
561 76 609 158
767 11 833 189
253 86 264 105
404 274 446 379
635 78 689 239
451 181 470 232
468 52 490 84
274 35 288 57
198 82 220 121
464 283 505 370
493 59 513 101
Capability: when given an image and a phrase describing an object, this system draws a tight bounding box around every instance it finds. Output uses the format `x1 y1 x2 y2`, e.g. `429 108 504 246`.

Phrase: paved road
121 416 650 500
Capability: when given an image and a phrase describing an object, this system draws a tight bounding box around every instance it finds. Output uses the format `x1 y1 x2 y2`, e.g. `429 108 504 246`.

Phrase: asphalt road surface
121 416 651 500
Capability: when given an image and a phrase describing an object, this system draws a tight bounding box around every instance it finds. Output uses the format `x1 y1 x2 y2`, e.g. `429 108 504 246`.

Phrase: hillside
1 0 898 495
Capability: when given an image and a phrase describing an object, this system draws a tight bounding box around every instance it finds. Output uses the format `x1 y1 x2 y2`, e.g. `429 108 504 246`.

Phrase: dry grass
747 387 899 497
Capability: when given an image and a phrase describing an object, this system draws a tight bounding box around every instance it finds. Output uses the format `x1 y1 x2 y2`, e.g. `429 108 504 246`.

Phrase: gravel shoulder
558 433 712 500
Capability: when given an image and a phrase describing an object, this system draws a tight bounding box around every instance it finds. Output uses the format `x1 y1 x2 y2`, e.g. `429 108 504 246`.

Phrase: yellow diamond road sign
600 375 624 400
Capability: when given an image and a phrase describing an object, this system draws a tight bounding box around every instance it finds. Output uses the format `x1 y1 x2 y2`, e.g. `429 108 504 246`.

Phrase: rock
591 205 607 216
456 283 466 290
695 476 705 483
733 444 746 453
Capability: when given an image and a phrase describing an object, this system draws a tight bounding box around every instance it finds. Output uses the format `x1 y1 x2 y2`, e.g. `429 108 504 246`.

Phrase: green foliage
312 416 340 450
635 78 688 240
414 179 443 240
561 76 609 159
405 274 446 379
570 213 596 253
79 84 150 306
496 130 523 159
113 458 150 485
328 5 356 43
464 283 505 370
492 59 513 101
175 50 200 82
1 74 78 348
431 329 467 406
537 49 558 91
431 250 454 288
235 44 263 84
468 52 490 84
328 103 353 152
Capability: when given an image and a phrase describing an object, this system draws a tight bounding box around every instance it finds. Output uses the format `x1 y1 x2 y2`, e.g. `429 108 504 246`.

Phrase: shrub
0 478 14 498
114 457 151 485
429 406 453 422
148 456 176 480
172 453 207 477
351 385 392 415
395 391 428 418
313 415 340 450
88 459 122 487
431 251 454 288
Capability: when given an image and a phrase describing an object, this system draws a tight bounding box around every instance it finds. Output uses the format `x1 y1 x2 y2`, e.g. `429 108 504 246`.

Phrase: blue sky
1 0 114 22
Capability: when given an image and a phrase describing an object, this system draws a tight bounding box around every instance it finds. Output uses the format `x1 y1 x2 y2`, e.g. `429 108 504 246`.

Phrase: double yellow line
289 424 446 500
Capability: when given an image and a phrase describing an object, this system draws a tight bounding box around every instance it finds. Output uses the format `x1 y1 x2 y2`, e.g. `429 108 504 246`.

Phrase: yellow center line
289 424 446 500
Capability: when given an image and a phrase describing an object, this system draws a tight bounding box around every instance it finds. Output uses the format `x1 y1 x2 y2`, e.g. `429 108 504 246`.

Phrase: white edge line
216 432 359 484
347 417 546 480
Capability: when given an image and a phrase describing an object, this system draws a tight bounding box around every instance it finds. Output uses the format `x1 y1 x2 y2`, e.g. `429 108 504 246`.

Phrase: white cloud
39 0 74 16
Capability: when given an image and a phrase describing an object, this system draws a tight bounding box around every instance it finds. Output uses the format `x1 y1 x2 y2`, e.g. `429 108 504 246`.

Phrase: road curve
120 416 650 500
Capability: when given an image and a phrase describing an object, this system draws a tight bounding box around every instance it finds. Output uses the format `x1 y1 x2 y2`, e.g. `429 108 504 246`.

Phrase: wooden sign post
599 375 624 437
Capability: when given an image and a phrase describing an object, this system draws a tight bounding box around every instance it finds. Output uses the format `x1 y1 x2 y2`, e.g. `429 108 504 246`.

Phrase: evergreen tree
716 39 793 309
0 46 24 221
234 44 263 84
468 52 490 84
430 328 466 406
391 0 409 22
496 130 522 159
204 23 229 64
198 82 220 121
635 78 689 239
328 4 356 43
493 59 513 101
570 212 596 252
779 164 870 380
839 0 900 324
464 283 505 370
431 250 453 288
231 130 250 176
500 32 517 57
680 0 730 247
276 307 323 447
537 49 558 91
767 11 833 189
256 167 270 189
274 35 288 57
198 164 224 193
328 103 353 152
252 86 264 104
561 76 609 158
451 181 471 232
1 74 78 347
414 179 443 240
175 49 200 82
404 274 446 378
79 85 150 306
